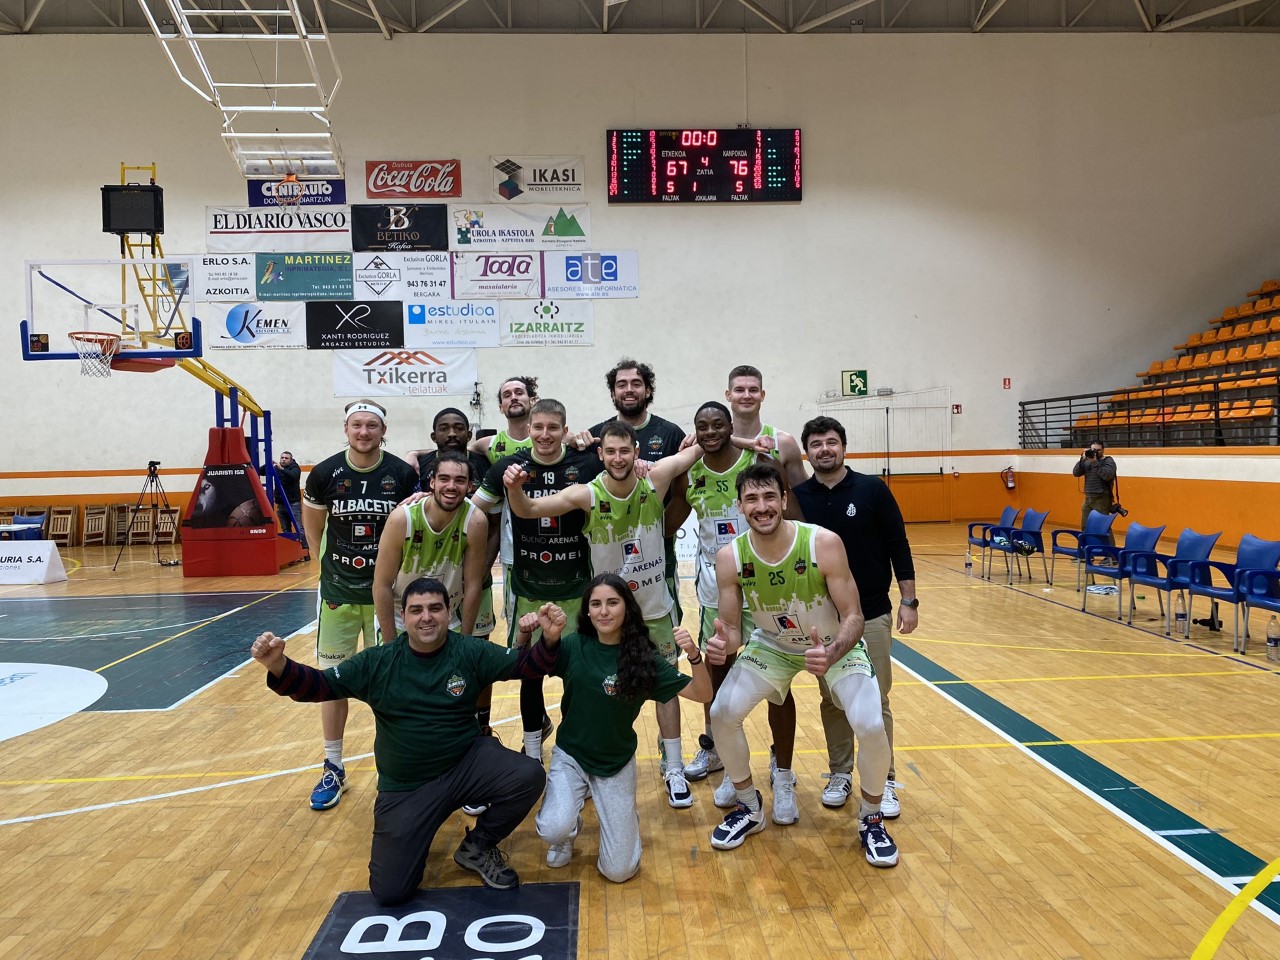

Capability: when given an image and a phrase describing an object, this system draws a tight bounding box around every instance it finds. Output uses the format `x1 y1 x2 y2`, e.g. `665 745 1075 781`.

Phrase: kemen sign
204 302 307 349
333 348 477 397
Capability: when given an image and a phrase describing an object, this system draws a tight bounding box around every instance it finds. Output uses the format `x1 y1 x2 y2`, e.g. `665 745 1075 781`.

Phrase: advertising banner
247 178 346 207
203 301 307 349
193 254 255 301
541 250 639 299
365 160 462 199
450 251 542 299
499 299 593 346
490 155 586 203
255 252 353 301
405 301 501 349
333 348 478 397
448 203 589 251
305 301 404 350
350 203 448 251
349 252 451 302
206 206 352 253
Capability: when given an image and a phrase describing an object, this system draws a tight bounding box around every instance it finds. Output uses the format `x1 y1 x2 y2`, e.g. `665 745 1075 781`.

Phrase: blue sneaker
310 759 348 810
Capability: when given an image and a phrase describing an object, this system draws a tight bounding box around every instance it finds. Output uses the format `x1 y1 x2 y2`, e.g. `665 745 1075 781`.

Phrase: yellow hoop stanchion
1190 855 1280 959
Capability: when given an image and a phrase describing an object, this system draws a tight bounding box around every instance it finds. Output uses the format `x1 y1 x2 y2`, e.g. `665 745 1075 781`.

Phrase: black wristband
687 653 704 666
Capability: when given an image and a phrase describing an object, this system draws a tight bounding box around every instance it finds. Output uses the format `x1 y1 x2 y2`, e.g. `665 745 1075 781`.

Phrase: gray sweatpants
535 746 642 883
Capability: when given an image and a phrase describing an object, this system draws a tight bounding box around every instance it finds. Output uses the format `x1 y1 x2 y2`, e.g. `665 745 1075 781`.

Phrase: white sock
775 767 793 783
735 787 761 812
860 799 881 819
661 737 683 771
523 731 542 759
324 739 343 769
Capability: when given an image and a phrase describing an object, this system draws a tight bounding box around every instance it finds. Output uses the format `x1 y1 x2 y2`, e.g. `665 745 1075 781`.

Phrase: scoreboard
606 128 802 204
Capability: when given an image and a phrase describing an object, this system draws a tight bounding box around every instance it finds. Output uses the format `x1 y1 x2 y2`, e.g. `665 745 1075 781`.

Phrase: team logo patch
647 436 663 452
326 601 341 610
446 674 467 697
627 579 640 591
622 539 642 561
741 561 755 580
338 479 352 493
773 613 801 634
601 673 618 697
564 465 580 482
693 475 706 490
411 530 424 544
715 520 737 538
793 557 807 576
599 501 611 514
352 523 375 541
381 475 397 492
846 503 857 517
539 516 560 531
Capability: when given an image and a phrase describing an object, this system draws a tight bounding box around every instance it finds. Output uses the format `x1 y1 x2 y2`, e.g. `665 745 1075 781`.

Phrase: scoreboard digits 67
606 128 802 204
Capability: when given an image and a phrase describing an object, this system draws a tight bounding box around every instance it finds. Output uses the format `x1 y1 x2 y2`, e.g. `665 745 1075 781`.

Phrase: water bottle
1267 615 1280 663
1174 593 1187 632
964 551 973 576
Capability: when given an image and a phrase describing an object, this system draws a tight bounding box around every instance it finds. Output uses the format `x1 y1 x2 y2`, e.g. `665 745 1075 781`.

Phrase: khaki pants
818 612 894 780
1082 494 1115 547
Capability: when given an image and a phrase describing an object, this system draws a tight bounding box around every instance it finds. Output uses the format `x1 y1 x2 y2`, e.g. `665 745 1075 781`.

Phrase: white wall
3 33 1279 482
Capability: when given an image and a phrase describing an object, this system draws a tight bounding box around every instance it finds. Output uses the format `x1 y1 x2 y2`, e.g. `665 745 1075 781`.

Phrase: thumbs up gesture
251 631 288 675
804 627 830 677
706 618 730 665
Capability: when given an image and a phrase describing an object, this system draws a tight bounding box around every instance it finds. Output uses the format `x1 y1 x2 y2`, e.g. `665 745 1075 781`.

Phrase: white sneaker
546 815 581 868
685 734 723 782
881 780 901 819
713 772 737 808
770 768 798 825
859 812 900 868
821 772 854 808
664 767 694 808
709 791 766 850
461 803 488 816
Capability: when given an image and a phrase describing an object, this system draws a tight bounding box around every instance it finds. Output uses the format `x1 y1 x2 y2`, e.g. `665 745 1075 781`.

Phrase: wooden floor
2 526 1279 959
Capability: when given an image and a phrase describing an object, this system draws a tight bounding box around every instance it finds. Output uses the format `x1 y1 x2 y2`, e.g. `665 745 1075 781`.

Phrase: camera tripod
113 461 181 571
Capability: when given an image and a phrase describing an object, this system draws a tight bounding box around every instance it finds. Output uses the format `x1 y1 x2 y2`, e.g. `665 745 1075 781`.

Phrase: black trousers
368 735 546 906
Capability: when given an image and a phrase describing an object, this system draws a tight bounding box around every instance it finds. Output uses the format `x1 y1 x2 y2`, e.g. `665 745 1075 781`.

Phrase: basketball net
68 331 122 378
276 173 303 208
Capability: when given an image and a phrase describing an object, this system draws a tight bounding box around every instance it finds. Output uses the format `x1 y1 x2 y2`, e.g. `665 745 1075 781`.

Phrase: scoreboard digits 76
606 128 802 204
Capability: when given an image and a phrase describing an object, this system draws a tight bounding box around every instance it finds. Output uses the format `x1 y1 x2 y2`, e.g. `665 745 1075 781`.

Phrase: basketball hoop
68 330 122 378
275 173 303 209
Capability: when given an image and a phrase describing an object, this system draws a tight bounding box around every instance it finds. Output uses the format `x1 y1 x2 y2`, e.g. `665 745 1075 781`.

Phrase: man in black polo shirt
792 415 917 820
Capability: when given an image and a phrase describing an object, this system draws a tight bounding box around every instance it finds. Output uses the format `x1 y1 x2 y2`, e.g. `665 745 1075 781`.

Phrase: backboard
21 257 203 362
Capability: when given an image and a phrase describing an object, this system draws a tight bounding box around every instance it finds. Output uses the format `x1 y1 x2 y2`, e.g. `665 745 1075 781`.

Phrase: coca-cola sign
365 160 462 199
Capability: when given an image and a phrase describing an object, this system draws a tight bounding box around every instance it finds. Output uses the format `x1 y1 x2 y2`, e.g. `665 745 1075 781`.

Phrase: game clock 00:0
606 129 802 204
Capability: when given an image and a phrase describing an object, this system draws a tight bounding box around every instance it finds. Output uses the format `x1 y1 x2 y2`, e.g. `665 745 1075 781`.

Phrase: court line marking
93 577 318 673
907 634 1236 659
895 648 1280 929
1193 856 1280 958
0 589 312 602
896 668 1273 686
0 705 547 827
0 616 230 642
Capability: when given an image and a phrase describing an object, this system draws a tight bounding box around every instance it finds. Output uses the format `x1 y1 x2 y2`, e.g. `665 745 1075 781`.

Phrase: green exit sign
841 370 868 397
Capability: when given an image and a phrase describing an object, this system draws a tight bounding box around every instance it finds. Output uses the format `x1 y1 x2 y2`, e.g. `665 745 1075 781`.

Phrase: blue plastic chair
1049 510 1118 592
967 506 1019 580
10 514 45 541
1241 569 1280 652
1187 534 1280 652
1082 521 1166 620
988 508 1050 585
1128 528 1222 635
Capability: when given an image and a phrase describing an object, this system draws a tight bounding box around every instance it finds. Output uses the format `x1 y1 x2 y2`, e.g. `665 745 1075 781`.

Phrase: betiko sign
332 348 477 397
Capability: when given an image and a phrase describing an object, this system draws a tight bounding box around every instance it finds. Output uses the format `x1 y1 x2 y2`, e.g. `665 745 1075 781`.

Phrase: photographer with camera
1072 441 1118 545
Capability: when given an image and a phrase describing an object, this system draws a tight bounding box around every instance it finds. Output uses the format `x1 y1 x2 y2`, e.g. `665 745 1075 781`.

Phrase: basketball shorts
316 601 379 668
730 635 873 705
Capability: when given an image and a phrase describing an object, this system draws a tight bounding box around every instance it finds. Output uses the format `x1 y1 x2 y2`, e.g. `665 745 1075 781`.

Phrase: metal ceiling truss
1 0 1277 35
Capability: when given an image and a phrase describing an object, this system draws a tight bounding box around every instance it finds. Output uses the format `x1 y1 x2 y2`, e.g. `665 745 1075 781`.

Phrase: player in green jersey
501 421 708 807
472 375 538 464
535 573 711 881
705 461 898 867
301 400 419 811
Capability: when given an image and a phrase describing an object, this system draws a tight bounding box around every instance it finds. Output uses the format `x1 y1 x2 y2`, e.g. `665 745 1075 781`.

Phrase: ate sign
841 370 868 398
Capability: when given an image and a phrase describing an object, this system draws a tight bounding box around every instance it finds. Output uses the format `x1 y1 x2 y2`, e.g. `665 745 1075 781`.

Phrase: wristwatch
900 597 920 609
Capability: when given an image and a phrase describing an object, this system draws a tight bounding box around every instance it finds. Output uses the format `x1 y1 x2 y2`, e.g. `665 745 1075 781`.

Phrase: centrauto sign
306 301 404 350
333 347 478 397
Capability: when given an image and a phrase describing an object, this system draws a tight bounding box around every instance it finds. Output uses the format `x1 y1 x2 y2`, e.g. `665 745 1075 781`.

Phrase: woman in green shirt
535 572 712 881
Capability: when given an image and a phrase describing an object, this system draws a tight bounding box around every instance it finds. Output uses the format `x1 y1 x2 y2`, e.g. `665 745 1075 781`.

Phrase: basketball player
472 398 604 761
471 375 538 463
301 399 419 811
705 461 897 867
501 421 709 806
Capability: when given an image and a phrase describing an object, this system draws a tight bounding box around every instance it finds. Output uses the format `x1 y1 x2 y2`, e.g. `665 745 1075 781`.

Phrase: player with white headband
300 399 419 812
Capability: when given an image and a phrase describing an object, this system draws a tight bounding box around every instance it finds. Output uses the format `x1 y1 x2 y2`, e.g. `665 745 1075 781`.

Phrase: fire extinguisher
1000 466 1016 490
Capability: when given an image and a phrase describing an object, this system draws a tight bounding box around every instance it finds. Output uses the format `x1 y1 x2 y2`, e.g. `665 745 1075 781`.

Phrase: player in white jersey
705 461 897 866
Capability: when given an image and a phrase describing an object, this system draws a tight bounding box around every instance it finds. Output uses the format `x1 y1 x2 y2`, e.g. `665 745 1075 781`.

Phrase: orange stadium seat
1161 358 1178 373
1193 352 1211 370
1222 306 1240 323
1233 321 1252 339
1270 316 1280 334
1202 328 1219 344
1255 297 1272 313
1239 302 1256 318
1245 343 1264 363
1226 346 1247 365
1250 319 1269 337
1209 349 1228 366
1186 332 1203 349
1176 355 1193 371
1265 340 1280 359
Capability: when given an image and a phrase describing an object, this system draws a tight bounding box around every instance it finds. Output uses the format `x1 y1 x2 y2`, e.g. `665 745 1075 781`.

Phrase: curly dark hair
576 573 657 701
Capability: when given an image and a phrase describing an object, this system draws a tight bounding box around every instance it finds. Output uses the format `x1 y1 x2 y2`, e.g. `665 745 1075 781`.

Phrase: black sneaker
453 828 519 889
541 714 555 742
859 812 900 868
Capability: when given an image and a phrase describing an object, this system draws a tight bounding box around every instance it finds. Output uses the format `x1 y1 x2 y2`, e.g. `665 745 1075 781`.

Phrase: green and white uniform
582 476 676 661
686 448 755 608
390 497 477 633
731 521 873 702
486 430 533 465
485 430 533 574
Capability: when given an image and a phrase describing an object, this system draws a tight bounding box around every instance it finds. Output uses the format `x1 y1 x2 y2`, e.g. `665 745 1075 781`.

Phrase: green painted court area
894 641 1280 916
0 589 316 711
